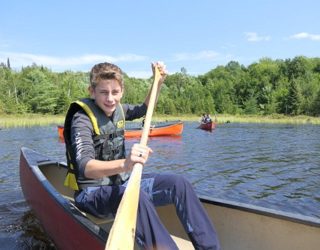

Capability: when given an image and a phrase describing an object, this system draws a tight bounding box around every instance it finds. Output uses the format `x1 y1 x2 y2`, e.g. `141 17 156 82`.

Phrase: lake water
0 122 319 249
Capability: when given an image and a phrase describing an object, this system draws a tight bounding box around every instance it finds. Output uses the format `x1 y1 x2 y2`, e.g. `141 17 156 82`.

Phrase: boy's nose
106 93 113 101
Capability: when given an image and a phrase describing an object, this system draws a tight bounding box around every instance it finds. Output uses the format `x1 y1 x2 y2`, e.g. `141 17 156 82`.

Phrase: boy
63 62 220 249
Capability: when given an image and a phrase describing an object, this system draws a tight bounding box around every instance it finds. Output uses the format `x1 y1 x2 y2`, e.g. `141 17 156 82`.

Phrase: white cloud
126 70 152 79
244 32 271 42
289 32 320 41
173 50 219 61
0 51 148 70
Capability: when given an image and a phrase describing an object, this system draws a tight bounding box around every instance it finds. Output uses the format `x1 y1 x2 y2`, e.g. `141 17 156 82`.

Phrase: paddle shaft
105 67 162 250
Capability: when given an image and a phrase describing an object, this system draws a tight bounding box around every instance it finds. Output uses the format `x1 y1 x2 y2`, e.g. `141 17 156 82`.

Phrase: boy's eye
99 90 120 95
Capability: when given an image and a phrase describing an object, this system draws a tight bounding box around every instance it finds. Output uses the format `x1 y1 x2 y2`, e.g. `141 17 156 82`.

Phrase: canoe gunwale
199 195 320 228
126 121 183 131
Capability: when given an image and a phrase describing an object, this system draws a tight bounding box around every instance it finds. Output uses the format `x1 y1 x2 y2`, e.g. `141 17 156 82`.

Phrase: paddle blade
105 164 143 250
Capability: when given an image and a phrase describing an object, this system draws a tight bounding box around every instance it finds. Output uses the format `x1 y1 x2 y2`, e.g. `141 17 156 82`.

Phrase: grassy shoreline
155 114 320 124
1 113 320 128
0 114 65 128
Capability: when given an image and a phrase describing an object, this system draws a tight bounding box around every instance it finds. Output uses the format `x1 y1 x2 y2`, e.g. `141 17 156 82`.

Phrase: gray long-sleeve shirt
70 103 147 179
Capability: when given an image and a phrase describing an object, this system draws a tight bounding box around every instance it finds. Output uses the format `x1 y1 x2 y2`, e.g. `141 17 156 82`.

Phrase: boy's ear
88 86 94 98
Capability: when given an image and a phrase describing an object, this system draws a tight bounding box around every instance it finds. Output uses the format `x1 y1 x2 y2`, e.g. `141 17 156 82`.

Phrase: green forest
1 55 320 117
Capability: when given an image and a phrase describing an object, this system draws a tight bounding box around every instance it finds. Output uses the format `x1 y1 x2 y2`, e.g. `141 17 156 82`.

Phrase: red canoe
198 121 216 131
58 122 183 140
57 125 64 140
125 122 183 138
20 147 320 250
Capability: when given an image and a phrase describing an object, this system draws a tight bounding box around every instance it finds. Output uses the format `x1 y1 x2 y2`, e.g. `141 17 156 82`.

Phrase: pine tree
286 79 301 115
7 58 11 69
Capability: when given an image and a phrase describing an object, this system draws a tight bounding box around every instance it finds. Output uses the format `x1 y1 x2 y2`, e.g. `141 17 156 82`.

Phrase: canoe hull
199 121 216 131
57 122 183 140
125 122 183 138
57 125 64 141
20 147 320 250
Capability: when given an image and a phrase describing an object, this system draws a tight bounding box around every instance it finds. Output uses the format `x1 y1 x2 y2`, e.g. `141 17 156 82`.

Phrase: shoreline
153 114 320 125
1 114 320 128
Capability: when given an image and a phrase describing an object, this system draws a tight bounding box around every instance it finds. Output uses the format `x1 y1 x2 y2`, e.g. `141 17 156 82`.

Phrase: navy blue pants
75 173 220 250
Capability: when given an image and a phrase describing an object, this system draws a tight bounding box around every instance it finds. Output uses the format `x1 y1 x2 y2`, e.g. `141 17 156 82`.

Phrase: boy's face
89 79 123 116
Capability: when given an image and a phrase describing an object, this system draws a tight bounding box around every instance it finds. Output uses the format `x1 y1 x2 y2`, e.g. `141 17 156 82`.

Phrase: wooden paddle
105 65 162 250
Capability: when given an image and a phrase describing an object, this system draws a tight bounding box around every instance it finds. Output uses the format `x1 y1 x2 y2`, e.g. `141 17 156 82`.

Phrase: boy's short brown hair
90 62 124 88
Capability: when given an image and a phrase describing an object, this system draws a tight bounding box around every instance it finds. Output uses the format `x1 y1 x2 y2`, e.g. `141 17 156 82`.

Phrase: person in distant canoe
63 62 220 250
141 117 155 129
201 113 212 124
206 113 212 123
200 113 206 123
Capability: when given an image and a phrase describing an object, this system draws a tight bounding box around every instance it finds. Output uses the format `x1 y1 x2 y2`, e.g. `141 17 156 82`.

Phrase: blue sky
1 0 320 78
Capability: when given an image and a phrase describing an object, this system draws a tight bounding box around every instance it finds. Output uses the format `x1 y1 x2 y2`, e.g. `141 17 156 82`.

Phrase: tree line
1 56 320 116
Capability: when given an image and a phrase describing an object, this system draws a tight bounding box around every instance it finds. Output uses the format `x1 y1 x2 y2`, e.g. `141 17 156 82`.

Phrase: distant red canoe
57 125 64 141
125 122 183 138
198 121 216 131
57 122 183 140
